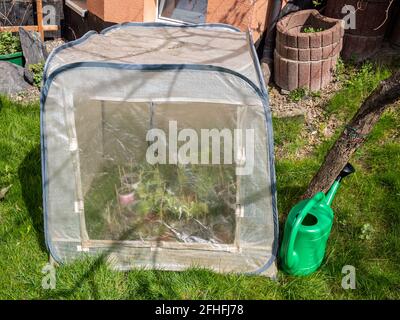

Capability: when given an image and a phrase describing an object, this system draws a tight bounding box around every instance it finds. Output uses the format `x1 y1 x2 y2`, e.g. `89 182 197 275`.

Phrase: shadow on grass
18 145 47 252
39 226 179 299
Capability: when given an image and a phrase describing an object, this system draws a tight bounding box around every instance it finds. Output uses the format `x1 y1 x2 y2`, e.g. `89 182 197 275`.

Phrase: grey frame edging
41 61 278 274
246 31 279 275
40 79 61 263
43 30 97 83
43 22 240 83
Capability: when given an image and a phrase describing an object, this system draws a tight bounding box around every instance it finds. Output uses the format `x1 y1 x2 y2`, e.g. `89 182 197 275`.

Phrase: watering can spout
324 163 355 206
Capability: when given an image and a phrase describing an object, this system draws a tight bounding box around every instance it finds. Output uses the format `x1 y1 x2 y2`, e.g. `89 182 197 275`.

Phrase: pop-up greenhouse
41 23 278 277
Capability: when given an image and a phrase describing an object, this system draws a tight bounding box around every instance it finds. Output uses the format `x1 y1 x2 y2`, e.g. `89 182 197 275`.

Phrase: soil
268 76 343 158
269 43 400 159
10 86 40 103
45 38 65 55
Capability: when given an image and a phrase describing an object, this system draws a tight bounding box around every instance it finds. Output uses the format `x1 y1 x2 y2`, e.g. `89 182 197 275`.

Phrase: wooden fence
0 0 58 40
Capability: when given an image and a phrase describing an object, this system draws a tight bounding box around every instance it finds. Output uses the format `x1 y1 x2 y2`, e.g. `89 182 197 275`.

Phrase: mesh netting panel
42 24 277 276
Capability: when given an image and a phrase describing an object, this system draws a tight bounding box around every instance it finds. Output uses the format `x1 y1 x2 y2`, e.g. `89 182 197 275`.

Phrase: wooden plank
0 25 58 32
36 0 44 41
82 239 241 253
54 237 272 252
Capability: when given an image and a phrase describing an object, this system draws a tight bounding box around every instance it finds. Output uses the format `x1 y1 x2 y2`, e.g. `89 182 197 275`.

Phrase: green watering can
280 163 355 276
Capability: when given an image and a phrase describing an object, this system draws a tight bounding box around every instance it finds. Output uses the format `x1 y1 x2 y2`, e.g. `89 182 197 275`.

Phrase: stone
19 28 48 86
19 27 48 65
0 61 33 95
24 68 34 85
260 59 273 84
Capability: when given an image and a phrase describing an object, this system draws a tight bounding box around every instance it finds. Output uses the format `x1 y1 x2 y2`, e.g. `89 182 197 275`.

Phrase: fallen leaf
0 185 12 200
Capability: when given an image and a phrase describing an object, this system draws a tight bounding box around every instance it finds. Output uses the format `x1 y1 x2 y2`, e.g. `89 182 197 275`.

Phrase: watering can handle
285 192 325 269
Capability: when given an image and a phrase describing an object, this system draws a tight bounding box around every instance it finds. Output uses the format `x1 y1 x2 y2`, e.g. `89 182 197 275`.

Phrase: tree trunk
303 70 400 199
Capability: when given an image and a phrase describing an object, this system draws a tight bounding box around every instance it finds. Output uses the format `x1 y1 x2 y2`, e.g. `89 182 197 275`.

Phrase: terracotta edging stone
274 9 344 92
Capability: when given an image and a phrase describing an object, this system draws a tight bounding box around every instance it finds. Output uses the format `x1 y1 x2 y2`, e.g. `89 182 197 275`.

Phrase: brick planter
325 0 392 61
274 10 344 92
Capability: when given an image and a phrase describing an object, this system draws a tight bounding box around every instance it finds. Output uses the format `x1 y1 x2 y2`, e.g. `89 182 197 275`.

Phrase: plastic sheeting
41 23 278 277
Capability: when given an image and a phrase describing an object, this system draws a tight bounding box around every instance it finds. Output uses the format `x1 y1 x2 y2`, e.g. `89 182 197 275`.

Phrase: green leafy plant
312 0 323 7
302 27 324 33
84 161 237 242
28 62 45 88
132 163 235 221
335 57 346 81
310 90 321 99
287 87 322 103
0 32 21 55
288 87 307 102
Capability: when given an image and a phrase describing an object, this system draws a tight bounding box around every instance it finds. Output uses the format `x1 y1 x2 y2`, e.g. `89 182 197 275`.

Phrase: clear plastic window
76 100 239 245
158 0 208 24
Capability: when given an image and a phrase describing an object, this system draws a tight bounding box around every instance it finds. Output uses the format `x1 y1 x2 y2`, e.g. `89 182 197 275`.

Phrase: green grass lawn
0 63 399 300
